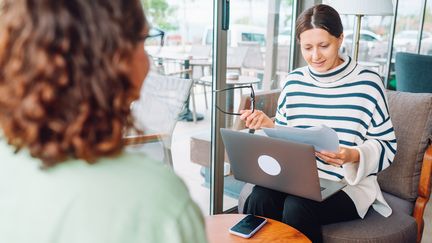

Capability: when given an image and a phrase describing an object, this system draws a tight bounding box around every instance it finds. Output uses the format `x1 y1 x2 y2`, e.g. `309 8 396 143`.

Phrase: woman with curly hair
0 0 206 242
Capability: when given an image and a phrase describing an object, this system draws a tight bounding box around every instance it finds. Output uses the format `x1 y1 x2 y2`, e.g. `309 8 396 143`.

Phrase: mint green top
0 138 207 243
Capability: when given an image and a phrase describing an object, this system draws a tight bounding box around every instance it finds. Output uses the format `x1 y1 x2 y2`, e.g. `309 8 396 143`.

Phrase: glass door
142 0 297 215
210 0 296 213
141 0 214 215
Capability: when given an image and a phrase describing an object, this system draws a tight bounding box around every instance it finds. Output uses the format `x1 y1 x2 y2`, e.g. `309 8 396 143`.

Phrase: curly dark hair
0 0 147 166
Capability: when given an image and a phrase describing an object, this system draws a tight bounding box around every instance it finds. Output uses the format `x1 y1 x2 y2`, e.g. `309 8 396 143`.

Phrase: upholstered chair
395 52 432 93
238 90 432 243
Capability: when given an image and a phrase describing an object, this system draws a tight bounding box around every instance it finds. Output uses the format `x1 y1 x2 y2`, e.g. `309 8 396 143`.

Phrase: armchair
124 72 193 168
238 90 432 242
395 52 432 93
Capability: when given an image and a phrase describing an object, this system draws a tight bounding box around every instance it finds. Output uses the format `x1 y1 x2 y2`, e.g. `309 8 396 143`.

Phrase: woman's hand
239 109 275 129
315 147 360 167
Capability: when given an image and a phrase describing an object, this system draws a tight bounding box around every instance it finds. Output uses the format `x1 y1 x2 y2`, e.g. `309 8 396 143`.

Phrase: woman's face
129 27 150 100
299 28 343 72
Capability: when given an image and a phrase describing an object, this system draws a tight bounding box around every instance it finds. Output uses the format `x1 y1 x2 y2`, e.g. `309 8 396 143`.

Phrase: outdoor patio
170 87 241 214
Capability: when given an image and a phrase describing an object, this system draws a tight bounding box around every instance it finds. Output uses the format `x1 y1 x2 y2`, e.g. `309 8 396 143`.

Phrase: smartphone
229 215 267 238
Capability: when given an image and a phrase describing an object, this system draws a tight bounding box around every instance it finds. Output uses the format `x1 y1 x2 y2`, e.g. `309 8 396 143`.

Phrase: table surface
189 60 242 70
358 61 380 67
150 52 209 61
200 75 260 85
206 214 311 243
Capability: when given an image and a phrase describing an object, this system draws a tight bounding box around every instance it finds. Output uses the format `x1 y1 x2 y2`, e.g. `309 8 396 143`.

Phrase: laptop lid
220 128 324 201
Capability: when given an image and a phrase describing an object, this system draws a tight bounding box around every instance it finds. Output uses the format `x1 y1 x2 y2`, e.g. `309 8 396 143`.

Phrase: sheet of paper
262 125 339 152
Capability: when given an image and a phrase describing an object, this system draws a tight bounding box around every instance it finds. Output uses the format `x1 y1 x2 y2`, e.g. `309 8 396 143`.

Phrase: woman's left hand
315 147 360 167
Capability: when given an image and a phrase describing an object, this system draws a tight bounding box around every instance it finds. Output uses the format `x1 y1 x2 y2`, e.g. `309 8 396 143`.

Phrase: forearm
343 140 382 185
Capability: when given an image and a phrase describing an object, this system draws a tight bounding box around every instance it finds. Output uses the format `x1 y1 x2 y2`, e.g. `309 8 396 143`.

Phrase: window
241 33 266 45
420 0 432 55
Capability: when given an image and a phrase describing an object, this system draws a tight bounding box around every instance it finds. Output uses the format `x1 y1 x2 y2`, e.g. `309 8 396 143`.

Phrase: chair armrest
413 143 432 243
165 68 192 76
232 89 281 130
123 133 163 145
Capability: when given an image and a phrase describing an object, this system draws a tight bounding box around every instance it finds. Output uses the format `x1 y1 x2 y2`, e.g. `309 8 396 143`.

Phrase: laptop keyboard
320 187 326 191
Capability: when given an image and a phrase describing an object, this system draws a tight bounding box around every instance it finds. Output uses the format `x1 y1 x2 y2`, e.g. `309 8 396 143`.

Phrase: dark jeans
243 185 360 243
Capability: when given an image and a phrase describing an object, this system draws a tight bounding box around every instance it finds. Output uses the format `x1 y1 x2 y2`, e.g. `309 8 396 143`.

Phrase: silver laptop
220 128 346 202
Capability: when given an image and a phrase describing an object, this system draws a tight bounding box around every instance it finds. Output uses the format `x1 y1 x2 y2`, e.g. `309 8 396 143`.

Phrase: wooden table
206 214 311 243
199 75 260 87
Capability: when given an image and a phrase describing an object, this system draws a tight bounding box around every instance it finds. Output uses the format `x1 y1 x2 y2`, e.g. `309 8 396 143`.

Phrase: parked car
278 27 292 45
202 24 292 47
202 24 266 47
394 30 432 53
420 37 432 55
341 30 386 59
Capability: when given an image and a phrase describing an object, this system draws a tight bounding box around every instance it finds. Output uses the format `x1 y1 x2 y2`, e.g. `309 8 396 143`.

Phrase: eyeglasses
140 27 165 47
213 84 255 116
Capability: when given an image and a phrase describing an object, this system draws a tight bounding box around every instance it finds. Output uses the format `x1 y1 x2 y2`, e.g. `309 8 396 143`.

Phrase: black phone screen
230 215 266 234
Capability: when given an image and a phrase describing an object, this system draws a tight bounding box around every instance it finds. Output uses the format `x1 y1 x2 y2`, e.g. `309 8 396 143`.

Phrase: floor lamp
325 0 394 61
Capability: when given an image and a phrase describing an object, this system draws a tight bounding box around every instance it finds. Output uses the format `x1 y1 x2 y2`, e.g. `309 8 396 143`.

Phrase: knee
282 195 312 224
282 195 322 243
247 186 278 207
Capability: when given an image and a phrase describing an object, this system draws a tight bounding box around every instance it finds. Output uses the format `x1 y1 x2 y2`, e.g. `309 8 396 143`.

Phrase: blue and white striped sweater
276 55 396 218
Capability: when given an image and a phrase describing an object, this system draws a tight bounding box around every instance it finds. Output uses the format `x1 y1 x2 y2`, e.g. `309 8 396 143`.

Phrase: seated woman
240 4 396 243
0 1 206 243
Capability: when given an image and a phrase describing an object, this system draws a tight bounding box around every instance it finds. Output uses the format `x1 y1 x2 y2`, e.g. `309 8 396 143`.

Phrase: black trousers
243 185 360 243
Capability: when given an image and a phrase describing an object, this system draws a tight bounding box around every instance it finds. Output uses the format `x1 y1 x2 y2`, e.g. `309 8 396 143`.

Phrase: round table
199 75 260 86
206 214 311 243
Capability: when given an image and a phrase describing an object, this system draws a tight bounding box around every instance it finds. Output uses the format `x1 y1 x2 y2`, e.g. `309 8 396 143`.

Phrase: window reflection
420 1 432 55
393 0 423 54
340 15 392 76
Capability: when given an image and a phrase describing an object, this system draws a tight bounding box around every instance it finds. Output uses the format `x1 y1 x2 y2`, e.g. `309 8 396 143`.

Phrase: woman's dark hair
0 0 147 166
295 4 343 41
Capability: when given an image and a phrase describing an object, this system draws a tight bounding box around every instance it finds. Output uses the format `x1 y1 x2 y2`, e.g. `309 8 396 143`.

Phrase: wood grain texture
122 133 162 145
206 214 311 243
413 144 432 243
233 89 281 130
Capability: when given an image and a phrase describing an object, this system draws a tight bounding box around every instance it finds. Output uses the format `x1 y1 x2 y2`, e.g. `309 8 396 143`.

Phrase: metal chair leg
203 84 208 110
190 84 197 123
163 147 174 169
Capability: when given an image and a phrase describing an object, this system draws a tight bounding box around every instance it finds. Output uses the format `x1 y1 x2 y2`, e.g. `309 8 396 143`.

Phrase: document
262 125 339 152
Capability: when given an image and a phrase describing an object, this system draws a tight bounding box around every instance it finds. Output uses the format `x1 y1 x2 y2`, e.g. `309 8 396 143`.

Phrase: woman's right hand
239 109 275 130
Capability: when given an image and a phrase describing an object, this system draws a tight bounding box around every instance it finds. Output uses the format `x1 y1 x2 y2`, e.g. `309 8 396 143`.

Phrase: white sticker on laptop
257 155 281 176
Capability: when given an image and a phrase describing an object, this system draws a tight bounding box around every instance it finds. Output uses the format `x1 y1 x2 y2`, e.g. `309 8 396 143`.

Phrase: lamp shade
324 0 394 16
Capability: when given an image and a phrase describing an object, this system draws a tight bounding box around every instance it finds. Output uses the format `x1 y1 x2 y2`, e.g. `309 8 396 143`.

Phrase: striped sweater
276 55 396 218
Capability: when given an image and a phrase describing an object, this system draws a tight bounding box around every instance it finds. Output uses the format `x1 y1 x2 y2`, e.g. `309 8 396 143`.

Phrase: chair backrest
276 45 290 73
377 90 432 201
233 89 281 130
238 42 264 70
189 45 211 57
130 72 193 166
395 52 432 93
227 46 248 69
189 45 212 80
